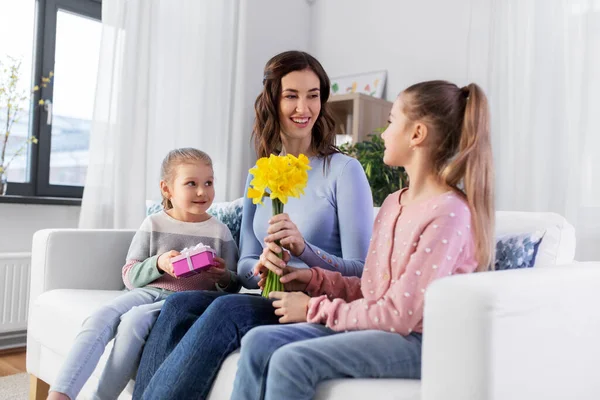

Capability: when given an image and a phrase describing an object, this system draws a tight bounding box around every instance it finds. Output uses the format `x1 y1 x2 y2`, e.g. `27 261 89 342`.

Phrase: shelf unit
328 93 393 144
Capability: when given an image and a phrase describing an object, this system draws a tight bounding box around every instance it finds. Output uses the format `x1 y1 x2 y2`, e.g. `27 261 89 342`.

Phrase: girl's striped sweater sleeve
122 217 160 289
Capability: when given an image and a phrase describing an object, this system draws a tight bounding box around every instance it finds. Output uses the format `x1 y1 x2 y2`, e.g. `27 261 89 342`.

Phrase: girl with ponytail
231 80 495 400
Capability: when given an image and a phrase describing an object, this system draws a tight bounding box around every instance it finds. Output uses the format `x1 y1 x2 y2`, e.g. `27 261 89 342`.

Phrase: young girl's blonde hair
160 148 213 210
402 81 495 271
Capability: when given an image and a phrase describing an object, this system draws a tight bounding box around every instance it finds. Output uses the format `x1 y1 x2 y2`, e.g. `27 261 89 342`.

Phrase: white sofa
26 210 600 400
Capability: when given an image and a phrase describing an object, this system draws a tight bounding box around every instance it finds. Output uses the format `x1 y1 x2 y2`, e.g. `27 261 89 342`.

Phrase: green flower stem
262 198 286 298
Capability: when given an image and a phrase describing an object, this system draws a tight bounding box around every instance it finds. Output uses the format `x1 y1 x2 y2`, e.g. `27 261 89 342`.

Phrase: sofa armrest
30 229 136 301
421 262 600 400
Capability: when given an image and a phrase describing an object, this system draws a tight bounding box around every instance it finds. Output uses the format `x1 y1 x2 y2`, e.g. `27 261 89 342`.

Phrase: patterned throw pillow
495 232 544 270
207 198 244 246
146 201 164 217
146 198 245 246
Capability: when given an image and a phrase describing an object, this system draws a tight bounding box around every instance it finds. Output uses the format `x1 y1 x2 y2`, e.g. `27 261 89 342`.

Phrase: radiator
0 252 31 334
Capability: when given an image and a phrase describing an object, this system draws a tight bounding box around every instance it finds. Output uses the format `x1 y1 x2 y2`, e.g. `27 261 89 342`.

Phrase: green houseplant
340 131 408 207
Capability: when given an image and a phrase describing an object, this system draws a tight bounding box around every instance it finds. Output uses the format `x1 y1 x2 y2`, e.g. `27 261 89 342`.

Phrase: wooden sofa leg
29 374 50 400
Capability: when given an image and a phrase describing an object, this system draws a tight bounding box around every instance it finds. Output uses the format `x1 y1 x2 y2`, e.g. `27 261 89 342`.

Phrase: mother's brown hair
253 51 338 161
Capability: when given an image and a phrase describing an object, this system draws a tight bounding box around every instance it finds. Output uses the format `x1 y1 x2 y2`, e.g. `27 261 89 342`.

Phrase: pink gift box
171 243 218 278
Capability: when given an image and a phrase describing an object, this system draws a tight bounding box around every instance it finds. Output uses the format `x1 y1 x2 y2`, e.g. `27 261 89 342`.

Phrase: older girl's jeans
232 323 423 400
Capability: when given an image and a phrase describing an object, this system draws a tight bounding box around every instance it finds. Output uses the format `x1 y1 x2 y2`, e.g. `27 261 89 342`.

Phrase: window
1 0 101 198
0 0 36 184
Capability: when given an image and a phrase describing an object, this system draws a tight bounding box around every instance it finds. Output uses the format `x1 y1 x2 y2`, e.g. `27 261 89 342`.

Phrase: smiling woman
253 51 338 163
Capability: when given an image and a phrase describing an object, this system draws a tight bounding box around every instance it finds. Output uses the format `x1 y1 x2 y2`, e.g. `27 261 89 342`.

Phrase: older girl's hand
265 213 305 257
269 291 310 323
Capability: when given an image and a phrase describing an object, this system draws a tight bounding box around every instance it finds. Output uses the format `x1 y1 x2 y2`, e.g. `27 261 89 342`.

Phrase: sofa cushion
495 232 544 270
28 289 126 358
27 289 137 397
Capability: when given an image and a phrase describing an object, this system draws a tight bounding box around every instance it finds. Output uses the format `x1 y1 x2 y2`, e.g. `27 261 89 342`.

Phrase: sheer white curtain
468 0 600 260
79 0 249 229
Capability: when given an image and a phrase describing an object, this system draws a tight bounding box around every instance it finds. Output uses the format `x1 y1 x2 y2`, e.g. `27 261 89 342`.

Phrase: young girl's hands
202 256 231 287
265 213 306 257
269 291 310 323
157 250 181 278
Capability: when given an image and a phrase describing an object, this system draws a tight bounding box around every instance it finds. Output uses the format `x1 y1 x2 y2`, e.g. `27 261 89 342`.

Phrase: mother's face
278 68 321 143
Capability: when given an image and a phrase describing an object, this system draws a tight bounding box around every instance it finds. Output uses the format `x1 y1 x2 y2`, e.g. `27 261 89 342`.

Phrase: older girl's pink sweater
305 189 478 335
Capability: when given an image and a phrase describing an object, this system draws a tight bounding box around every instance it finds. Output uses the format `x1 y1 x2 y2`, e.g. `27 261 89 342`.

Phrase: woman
133 50 374 399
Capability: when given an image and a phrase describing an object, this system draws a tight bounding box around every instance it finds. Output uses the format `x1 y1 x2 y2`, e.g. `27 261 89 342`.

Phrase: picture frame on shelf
330 70 387 99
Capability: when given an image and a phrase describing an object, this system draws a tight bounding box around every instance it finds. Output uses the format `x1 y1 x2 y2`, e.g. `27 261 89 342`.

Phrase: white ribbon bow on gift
180 243 214 272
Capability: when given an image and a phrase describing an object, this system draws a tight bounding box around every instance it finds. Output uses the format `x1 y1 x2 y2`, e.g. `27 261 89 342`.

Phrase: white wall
226 0 312 198
309 0 479 101
0 204 80 253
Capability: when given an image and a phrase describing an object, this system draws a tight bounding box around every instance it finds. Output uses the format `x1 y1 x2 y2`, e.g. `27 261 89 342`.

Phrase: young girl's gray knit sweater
122 211 239 292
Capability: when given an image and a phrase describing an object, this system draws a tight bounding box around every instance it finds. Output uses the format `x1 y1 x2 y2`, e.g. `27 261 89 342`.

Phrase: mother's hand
254 242 290 277
254 242 313 292
265 213 305 256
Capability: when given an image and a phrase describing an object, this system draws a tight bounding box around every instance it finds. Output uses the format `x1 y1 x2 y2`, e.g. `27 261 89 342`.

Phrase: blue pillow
206 198 244 246
495 232 544 270
146 198 244 246
146 201 164 216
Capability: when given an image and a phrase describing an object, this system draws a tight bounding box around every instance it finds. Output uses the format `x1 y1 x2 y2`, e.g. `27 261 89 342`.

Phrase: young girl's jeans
231 323 423 400
50 287 169 400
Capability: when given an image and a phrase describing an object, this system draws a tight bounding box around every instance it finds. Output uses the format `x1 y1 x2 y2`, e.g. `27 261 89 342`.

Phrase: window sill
0 195 81 206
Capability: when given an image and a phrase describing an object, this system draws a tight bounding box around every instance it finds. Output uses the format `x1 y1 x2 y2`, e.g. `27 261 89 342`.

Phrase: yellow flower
246 153 312 298
247 187 265 205
247 154 311 205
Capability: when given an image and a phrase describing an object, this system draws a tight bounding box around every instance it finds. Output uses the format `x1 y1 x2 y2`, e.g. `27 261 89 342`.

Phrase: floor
0 347 26 377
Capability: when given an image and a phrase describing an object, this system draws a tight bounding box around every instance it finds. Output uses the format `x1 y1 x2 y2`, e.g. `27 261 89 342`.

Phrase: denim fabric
50 287 169 400
133 292 279 400
232 323 423 400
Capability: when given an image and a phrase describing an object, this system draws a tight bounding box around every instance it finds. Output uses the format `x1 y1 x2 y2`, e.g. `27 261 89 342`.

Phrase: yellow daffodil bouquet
247 153 311 297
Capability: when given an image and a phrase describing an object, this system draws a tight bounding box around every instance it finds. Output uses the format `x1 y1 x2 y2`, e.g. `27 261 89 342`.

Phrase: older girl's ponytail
441 84 495 271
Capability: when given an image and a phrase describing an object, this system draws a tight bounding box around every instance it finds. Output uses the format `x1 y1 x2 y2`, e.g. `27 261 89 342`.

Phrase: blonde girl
48 148 239 400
